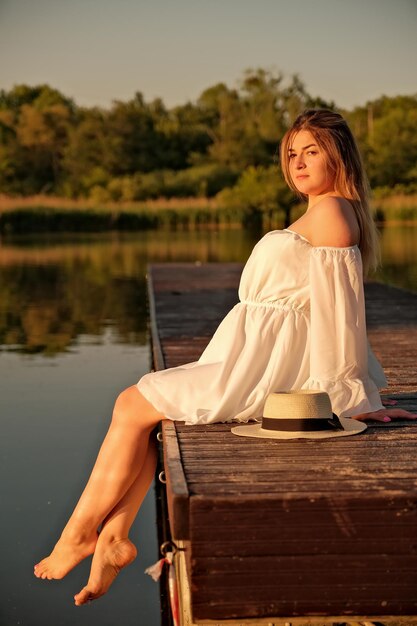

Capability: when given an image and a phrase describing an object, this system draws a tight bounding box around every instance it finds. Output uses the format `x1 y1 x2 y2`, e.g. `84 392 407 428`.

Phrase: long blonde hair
279 109 379 275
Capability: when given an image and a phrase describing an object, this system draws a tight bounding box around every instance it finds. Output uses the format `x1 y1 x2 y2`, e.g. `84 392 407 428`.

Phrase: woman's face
288 129 336 197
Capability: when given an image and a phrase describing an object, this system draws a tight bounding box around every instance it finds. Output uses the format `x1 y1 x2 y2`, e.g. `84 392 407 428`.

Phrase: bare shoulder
306 197 360 247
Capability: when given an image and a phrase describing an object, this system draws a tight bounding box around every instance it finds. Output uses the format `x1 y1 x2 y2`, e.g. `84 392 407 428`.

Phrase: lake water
1 224 416 626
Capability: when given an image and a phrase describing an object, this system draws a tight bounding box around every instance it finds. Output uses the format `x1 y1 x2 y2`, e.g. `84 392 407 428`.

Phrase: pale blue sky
1 0 416 110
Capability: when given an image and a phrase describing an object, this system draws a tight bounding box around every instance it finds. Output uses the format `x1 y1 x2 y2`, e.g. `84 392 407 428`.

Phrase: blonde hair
279 109 379 275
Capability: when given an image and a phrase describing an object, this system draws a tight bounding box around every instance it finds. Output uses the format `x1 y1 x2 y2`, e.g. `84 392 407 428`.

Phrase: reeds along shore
0 196 284 233
1 194 417 234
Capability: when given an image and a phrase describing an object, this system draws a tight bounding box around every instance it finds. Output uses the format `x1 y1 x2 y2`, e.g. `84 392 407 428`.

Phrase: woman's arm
304 199 417 424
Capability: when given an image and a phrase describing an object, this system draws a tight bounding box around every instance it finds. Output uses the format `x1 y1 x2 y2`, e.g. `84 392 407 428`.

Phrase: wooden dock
148 262 417 626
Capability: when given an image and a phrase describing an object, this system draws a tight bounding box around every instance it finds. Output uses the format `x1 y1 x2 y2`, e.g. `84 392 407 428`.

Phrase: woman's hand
352 408 417 422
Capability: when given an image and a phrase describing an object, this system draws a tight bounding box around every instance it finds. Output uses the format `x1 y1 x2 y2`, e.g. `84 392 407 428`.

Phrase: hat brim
231 417 367 440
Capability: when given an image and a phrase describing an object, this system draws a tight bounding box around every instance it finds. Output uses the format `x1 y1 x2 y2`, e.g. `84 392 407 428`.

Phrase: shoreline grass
0 194 219 211
372 193 417 221
1 193 417 235
0 195 248 234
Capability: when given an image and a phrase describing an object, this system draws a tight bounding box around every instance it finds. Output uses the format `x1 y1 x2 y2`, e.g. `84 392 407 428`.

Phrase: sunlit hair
279 109 379 275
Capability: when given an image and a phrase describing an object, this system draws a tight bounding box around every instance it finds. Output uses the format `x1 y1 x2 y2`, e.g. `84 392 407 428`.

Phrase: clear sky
1 0 416 111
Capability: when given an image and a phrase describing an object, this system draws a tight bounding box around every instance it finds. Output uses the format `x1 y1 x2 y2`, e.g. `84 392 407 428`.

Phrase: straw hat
231 390 367 440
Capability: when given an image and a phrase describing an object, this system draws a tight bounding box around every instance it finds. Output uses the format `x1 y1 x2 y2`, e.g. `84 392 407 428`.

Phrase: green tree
0 85 74 194
367 96 417 186
217 165 295 225
162 101 212 169
0 110 25 193
61 107 110 196
16 103 72 191
104 92 161 174
346 96 417 188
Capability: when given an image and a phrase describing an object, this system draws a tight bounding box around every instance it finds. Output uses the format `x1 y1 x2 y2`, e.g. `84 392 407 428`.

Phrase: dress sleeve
303 246 385 418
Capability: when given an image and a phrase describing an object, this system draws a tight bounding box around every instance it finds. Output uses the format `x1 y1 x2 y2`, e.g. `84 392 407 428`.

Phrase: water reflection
0 229 257 355
376 223 417 292
0 225 416 356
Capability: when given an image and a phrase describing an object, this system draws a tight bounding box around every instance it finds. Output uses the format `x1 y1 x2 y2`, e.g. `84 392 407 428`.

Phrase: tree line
1 69 416 207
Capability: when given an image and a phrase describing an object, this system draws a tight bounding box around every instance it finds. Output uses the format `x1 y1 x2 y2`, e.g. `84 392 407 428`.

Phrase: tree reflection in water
0 225 416 355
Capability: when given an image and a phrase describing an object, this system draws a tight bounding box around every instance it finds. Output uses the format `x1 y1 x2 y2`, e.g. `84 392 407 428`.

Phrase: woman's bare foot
74 536 137 606
34 530 98 580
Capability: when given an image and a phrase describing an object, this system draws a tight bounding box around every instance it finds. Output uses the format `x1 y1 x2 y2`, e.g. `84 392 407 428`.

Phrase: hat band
262 414 343 433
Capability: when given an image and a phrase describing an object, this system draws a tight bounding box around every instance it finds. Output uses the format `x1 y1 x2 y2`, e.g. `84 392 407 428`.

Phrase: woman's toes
74 586 104 606
34 561 47 578
74 587 93 605
34 533 98 581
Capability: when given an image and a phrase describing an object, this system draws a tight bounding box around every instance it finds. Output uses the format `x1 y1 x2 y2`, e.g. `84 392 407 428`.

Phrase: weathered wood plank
188 490 417 619
174 543 417 626
162 420 190 539
146 267 165 371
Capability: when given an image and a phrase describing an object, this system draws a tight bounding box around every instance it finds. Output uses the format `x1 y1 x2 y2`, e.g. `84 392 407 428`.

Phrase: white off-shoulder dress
137 229 386 424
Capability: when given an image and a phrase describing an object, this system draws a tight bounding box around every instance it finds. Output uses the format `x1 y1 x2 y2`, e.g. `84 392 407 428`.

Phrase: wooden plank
174 543 417 626
175 422 417 498
364 282 417 327
147 266 166 371
188 492 417 620
162 420 190 539
173 540 194 626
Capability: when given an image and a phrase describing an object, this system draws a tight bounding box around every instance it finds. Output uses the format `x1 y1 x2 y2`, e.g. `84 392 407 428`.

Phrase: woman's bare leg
34 386 163 580
73 437 158 605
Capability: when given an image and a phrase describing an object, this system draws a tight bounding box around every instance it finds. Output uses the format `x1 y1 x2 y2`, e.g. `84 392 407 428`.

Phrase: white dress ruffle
137 229 386 424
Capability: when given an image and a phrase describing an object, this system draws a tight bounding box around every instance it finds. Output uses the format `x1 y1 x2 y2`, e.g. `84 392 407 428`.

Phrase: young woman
34 109 417 605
